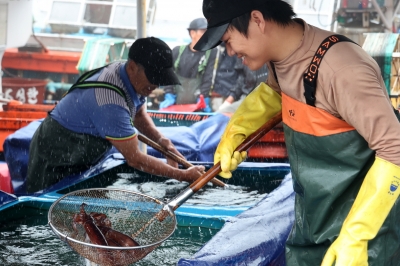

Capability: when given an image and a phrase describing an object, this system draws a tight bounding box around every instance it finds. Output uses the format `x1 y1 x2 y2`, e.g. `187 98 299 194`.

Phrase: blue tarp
146 113 230 162
178 174 295 266
0 190 18 206
3 114 230 195
3 119 43 195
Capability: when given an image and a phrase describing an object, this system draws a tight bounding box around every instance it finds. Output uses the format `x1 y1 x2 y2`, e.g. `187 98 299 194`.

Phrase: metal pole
136 0 148 154
385 0 395 31
137 0 147 38
371 0 393 31
394 0 400 21
331 0 341 32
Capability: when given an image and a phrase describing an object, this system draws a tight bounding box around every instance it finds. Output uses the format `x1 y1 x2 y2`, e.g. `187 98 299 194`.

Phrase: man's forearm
134 107 163 142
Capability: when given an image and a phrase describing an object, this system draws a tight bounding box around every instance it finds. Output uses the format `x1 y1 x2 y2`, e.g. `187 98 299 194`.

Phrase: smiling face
126 60 158 96
221 11 272 71
220 10 304 71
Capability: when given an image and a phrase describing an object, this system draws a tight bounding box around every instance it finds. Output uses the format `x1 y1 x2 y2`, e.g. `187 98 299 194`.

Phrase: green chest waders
26 117 112 193
281 35 400 265
174 45 211 105
26 66 131 193
174 75 202 104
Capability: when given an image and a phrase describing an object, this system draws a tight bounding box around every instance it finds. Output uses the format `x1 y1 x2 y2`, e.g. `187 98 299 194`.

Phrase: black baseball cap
188 18 208 30
128 37 180 86
194 0 264 51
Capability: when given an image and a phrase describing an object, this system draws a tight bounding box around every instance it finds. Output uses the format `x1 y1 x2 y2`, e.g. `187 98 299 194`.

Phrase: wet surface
0 213 218 266
0 173 268 265
107 172 268 207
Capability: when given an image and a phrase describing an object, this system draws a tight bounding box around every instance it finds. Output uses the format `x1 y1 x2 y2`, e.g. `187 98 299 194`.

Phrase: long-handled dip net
48 112 282 266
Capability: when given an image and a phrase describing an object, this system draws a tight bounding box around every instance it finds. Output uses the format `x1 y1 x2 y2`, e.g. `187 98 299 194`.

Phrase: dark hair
229 0 296 37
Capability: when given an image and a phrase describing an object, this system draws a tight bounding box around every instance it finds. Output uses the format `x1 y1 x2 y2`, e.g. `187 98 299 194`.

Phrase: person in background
159 18 217 112
207 42 239 111
217 62 268 113
194 0 400 265
27 37 205 193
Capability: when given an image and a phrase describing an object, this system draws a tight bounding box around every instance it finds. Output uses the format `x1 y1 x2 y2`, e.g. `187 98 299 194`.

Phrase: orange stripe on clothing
106 133 137 142
282 93 354 136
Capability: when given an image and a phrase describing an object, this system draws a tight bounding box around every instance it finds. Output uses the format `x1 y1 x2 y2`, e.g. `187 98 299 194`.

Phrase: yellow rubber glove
321 157 400 266
214 82 282 178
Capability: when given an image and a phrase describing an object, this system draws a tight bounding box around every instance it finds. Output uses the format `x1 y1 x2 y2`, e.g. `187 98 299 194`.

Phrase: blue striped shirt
50 62 146 140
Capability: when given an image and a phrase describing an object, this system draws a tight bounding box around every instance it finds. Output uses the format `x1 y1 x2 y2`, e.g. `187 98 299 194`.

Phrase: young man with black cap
195 0 400 265
159 18 217 112
27 37 205 193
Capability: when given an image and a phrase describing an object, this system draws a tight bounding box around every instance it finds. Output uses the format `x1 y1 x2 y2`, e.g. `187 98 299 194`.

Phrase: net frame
48 188 177 266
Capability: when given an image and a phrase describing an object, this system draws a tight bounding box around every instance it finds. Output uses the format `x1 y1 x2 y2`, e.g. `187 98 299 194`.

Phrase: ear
128 60 140 73
126 60 140 82
250 10 266 32
126 60 134 74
